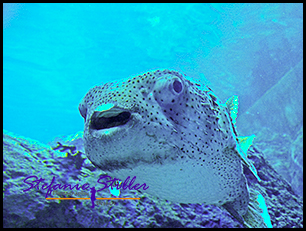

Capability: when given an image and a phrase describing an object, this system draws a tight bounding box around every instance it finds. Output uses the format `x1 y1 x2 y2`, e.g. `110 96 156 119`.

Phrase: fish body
79 69 260 221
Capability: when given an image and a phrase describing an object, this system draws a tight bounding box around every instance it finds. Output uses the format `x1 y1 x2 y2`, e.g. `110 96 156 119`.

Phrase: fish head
79 70 194 171
79 69 249 216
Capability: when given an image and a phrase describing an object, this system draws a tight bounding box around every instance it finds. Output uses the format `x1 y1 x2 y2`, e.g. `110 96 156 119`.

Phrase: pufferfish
79 69 271 227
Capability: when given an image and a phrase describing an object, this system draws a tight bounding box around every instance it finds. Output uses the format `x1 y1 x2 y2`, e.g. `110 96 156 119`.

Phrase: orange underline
46 198 140 200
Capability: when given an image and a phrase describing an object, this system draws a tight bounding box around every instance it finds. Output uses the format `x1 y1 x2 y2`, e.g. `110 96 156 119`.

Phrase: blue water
3 3 303 143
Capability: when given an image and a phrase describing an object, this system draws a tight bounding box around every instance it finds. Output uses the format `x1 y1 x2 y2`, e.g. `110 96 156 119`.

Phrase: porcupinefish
79 69 269 227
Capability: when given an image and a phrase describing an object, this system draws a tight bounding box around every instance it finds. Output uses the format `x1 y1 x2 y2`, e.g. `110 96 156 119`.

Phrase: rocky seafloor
3 130 303 228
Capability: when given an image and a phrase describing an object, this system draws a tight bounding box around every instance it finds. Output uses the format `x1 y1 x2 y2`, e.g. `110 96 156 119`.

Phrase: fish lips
90 107 132 131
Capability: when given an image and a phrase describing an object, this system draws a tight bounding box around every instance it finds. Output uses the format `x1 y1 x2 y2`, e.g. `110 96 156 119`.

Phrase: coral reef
3 130 303 228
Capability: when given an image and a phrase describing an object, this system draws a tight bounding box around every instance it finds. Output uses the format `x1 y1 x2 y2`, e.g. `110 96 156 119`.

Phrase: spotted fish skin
79 69 250 217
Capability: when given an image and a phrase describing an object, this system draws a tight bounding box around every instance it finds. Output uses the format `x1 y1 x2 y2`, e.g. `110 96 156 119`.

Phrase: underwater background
3 3 303 228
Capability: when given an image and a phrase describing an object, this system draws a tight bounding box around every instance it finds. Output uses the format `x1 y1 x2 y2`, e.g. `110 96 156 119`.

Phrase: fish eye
153 75 184 106
172 79 183 94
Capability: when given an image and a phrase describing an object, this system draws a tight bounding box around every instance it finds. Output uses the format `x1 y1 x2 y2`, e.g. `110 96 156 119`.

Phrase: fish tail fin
243 188 273 228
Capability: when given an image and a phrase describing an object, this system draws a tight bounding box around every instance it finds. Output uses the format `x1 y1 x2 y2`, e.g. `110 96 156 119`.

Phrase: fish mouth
90 107 132 130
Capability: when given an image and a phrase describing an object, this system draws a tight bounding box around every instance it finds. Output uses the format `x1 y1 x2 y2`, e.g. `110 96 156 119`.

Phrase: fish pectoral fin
226 95 239 124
